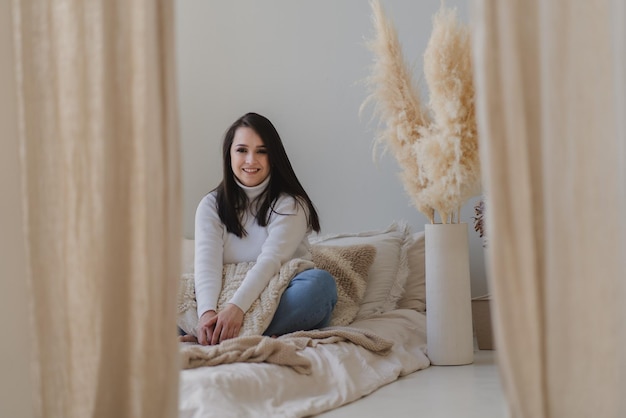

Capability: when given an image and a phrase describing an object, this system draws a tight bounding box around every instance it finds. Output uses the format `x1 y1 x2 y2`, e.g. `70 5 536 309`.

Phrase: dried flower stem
362 0 481 224
472 199 487 247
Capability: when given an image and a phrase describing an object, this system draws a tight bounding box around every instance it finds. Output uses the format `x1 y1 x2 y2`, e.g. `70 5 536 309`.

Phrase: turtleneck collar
235 175 270 202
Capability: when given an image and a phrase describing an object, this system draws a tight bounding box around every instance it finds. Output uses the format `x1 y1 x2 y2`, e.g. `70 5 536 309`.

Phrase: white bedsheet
179 309 430 418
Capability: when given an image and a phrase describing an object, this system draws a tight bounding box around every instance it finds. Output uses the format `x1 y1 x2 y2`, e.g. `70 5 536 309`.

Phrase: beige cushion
311 244 377 326
396 231 426 312
310 222 411 320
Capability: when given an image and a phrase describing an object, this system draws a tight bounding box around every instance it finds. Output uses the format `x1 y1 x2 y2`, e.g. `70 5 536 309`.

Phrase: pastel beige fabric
311 244 377 326
396 231 426 312
179 309 430 418
177 244 375 335
180 326 393 373
311 221 412 320
178 258 315 336
12 1 181 417
472 1 626 417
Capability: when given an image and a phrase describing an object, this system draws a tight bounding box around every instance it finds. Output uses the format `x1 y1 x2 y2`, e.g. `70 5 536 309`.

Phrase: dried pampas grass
362 0 480 224
360 0 434 221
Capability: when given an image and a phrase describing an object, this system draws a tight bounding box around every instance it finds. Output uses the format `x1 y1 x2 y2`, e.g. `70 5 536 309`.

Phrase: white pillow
310 221 411 320
396 231 426 312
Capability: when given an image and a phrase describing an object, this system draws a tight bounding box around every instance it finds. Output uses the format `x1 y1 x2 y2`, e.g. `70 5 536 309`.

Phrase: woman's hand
210 304 244 345
196 305 244 345
196 310 218 345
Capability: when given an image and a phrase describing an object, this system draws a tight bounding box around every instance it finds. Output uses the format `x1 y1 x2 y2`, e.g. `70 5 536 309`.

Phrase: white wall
175 0 488 297
0 1 34 416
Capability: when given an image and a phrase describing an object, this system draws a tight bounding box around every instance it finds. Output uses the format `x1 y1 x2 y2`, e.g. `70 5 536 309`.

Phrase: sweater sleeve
229 196 309 312
194 194 224 317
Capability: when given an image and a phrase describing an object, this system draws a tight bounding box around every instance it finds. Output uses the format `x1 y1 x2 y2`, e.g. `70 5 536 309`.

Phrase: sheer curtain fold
473 1 626 417
13 1 180 417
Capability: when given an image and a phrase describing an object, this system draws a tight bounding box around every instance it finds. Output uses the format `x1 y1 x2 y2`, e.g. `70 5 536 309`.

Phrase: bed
177 221 430 418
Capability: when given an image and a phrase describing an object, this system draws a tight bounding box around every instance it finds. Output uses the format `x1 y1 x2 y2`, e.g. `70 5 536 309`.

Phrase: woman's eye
236 148 247 153
257 149 268 154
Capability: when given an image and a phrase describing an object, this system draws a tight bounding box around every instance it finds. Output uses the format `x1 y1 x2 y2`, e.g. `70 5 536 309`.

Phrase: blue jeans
263 268 337 337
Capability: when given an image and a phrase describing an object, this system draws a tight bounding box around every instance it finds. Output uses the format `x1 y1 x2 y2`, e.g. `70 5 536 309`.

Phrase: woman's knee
319 270 338 303
300 268 337 304
292 269 335 297
263 269 337 336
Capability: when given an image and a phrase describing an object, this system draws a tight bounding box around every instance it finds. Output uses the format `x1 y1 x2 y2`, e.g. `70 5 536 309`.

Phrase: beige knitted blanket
178 258 315 337
180 327 394 374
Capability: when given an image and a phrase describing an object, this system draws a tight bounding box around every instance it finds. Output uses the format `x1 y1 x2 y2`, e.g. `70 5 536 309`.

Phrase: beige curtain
472 0 626 417
12 1 181 417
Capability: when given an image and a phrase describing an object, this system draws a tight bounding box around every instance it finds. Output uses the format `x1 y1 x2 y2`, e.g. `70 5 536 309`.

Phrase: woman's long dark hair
214 112 320 238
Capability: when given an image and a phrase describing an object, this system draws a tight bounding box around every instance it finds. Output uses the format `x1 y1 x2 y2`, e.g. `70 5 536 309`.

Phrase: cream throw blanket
178 255 394 372
178 258 315 337
180 327 394 374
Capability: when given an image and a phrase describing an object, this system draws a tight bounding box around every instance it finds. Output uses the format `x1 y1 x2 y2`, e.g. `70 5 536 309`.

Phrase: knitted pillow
311 244 377 326
311 222 411 320
177 258 314 337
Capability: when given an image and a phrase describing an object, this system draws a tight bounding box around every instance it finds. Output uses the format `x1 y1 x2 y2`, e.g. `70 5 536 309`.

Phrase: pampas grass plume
361 0 435 222
362 0 480 223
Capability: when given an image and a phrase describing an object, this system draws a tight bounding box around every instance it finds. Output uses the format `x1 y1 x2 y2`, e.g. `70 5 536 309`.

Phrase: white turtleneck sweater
194 176 312 317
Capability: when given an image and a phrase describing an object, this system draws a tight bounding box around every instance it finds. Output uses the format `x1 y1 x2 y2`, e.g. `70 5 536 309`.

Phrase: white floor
317 350 506 418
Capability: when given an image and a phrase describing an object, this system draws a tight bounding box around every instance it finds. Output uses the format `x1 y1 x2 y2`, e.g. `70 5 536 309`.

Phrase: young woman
192 112 337 345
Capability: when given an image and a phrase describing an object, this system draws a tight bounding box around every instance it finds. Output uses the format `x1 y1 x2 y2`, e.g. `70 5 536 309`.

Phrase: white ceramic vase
425 223 474 365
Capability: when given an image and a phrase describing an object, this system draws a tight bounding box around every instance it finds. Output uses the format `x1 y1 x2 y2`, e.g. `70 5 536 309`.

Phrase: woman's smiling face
230 127 270 187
